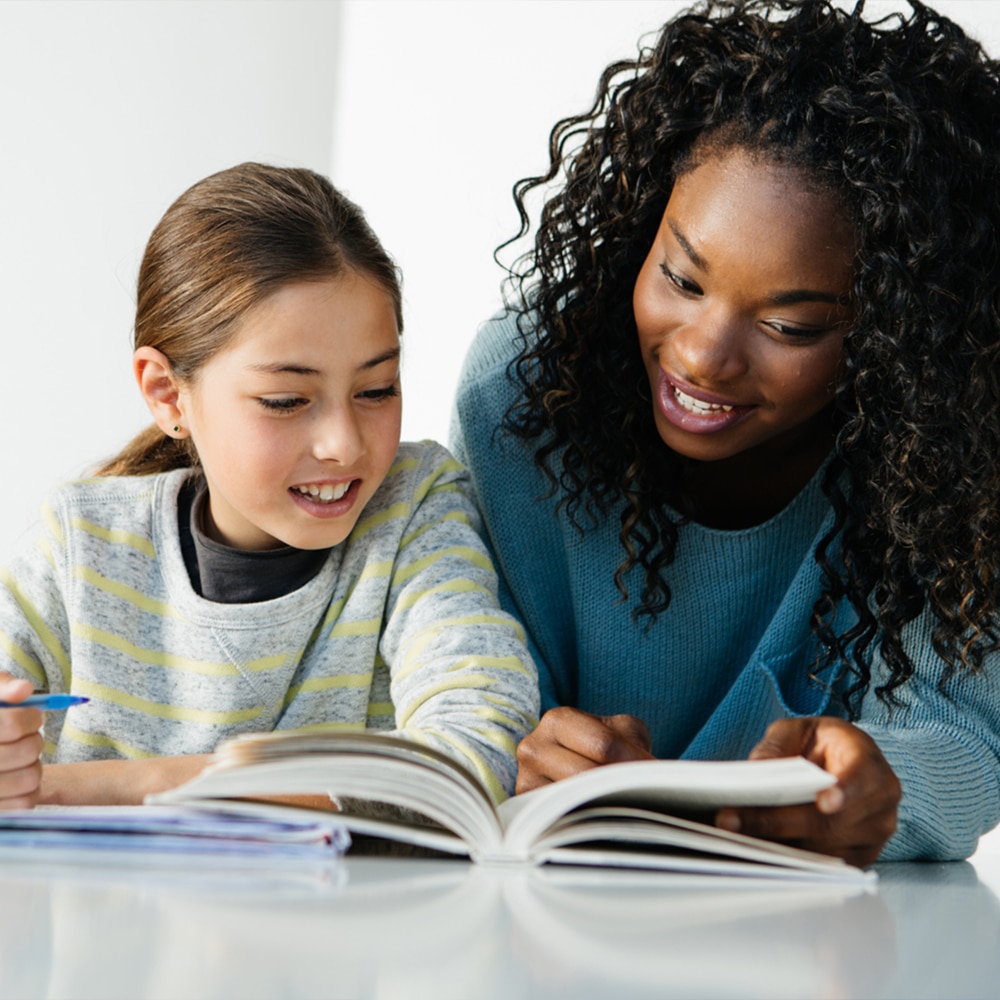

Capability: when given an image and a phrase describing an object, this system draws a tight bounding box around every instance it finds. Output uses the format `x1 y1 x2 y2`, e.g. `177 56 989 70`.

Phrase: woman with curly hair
452 0 1000 866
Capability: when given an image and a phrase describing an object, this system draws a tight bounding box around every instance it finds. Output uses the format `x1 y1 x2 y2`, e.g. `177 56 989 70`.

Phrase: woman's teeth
674 387 734 414
293 482 351 503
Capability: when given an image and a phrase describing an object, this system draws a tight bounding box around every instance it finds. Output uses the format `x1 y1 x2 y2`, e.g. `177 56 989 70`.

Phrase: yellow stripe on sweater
59 720 159 759
0 570 70 687
40 503 64 549
392 578 492 614
391 546 492 587
284 672 374 704
75 566 179 619
393 674 498 727
422 728 505 803
71 623 288 676
0 632 46 685
400 510 472 549
71 678 264 725
350 502 411 541
71 517 156 558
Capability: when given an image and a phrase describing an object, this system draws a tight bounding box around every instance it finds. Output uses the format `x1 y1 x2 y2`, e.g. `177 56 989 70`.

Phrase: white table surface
0 842 998 1000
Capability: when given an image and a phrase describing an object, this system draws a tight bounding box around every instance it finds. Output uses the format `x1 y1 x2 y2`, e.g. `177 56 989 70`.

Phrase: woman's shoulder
458 310 525 386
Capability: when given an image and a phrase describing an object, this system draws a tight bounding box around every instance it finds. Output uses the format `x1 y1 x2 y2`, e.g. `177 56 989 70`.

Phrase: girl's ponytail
94 424 196 478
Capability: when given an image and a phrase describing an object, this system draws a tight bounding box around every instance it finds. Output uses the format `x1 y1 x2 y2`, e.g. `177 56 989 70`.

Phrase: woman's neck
677 418 835 530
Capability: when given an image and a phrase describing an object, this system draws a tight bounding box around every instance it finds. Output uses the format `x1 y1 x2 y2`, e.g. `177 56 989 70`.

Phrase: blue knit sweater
452 312 1000 860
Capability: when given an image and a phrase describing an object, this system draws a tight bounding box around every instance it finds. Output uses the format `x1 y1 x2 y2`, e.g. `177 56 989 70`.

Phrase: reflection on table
0 846 998 999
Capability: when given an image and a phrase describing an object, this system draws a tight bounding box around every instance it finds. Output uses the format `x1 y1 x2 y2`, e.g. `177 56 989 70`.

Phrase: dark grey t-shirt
178 478 330 604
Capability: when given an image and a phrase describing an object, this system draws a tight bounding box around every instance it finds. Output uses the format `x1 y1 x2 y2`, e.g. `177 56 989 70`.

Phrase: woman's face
633 147 855 472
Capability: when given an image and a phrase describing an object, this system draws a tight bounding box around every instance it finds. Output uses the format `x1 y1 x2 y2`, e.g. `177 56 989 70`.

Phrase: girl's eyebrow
248 347 401 377
667 218 848 306
358 347 401 372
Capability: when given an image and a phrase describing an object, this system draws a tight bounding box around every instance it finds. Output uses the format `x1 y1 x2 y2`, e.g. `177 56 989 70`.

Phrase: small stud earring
173 426 180 434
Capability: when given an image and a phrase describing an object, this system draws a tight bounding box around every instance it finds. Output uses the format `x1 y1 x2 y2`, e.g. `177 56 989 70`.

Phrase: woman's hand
715 717 901 867
516 706 654 793
0 673 44 810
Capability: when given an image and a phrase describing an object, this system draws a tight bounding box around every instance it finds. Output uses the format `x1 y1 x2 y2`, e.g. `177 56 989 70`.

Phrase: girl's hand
715 717 901 867
41 754 215 806
516 706 654 793
0 673 44 810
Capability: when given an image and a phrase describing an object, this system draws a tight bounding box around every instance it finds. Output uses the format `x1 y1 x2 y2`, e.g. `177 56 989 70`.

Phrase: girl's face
177 272 401 550
633 147 855 473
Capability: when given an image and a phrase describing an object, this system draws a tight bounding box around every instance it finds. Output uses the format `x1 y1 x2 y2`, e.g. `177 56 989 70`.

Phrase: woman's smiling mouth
656 369 755 434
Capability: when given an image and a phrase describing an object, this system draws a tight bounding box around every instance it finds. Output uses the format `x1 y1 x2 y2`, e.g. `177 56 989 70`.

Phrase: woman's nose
670 307 748 385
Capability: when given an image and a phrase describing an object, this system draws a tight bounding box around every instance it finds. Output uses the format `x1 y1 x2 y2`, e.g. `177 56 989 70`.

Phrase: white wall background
0 0 341 565
2 0 1000 858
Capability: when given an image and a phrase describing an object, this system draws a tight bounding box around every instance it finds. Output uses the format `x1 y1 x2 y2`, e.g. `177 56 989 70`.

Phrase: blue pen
0 694 89 710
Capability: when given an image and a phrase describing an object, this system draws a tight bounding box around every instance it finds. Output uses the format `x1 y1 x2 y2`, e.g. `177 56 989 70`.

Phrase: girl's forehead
220 275 400 369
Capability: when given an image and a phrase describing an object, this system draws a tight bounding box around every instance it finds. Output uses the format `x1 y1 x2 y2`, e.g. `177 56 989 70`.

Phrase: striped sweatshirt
0 441 539 801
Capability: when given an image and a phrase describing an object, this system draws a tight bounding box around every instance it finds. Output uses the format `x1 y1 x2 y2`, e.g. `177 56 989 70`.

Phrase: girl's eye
356 385 400 403
659 262 702 295
257 396 308 413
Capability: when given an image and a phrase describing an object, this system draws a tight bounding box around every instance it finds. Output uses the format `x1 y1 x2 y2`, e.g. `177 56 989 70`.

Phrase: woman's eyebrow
667 218 848 307
667 219 709 271
768 289 850 306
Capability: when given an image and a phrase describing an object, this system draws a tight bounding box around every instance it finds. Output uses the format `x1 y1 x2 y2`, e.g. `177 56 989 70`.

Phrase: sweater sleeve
856 613 1000 860
0 497 72 696
377 445 540 801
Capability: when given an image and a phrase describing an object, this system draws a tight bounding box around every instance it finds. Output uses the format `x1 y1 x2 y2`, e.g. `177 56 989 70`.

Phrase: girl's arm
378 445 541 801
39 754 213 806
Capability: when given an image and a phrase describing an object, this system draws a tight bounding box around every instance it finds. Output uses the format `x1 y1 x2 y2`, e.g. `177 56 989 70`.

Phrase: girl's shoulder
375 440 467 502
41 469 194 538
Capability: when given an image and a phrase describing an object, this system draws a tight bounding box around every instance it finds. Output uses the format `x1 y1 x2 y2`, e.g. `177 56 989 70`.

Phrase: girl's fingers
0 706 44 744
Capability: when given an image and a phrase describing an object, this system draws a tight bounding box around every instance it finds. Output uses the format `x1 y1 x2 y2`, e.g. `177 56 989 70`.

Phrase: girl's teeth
674 387 734 414
295 483 351 503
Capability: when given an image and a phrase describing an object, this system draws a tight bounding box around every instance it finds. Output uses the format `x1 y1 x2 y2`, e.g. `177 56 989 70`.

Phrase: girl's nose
670 307 748 385
313 408 365 466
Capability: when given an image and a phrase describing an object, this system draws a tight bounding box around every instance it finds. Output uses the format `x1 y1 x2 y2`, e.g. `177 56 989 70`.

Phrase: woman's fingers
516 707 653 793
717 717 901 866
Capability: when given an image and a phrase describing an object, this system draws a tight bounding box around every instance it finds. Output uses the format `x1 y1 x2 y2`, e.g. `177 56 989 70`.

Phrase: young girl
0 162 538 809
453 0 1000 866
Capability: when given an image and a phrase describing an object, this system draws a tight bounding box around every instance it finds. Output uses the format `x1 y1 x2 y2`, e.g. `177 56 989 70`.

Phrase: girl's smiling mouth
656 369 755 435
289 479 361 516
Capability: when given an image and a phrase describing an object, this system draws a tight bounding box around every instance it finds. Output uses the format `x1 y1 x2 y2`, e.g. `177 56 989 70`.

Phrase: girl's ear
134 347 188 438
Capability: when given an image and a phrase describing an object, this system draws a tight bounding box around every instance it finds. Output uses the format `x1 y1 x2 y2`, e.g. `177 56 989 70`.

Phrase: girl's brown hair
98 162 402 477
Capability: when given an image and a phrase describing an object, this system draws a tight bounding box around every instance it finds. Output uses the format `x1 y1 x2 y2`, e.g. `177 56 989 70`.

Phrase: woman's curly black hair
502 0 1000 713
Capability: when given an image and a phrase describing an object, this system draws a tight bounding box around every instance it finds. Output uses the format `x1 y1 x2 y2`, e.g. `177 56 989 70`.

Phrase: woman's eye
257 396 308 412
763 321 832 340
357 385 400 403
659 263 701 295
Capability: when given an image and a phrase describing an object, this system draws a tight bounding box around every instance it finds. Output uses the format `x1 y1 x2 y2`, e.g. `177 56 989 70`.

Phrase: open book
149 731 873 883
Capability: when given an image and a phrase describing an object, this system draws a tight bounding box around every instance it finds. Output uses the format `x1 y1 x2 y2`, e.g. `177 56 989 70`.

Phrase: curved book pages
149 731 875 883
